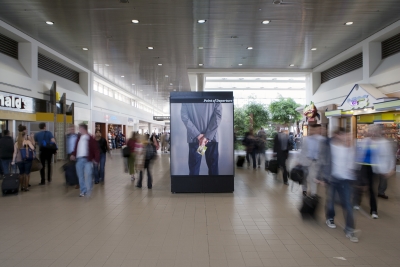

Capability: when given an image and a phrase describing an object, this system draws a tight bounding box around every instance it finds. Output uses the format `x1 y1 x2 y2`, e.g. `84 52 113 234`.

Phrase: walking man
34 123 57 185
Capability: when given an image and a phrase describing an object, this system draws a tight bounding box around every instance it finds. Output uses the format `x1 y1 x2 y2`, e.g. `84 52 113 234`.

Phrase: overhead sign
0 92 35 113
153 116 170 121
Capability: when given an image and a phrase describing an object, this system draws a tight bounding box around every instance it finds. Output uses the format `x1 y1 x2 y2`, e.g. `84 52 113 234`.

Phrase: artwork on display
170 91 234 193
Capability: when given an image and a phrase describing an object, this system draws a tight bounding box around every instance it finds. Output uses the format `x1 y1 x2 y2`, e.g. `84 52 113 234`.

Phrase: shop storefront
92 112 128 150
325 84 400 170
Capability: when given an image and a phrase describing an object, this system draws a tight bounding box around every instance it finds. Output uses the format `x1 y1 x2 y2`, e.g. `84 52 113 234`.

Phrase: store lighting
132 20 139 24
262 20 270 24
46 21 54 25
311 48 317 51
147 46 154 50
82 48 89 51
197 19 207 24
247 47 253 50
345 22 353 25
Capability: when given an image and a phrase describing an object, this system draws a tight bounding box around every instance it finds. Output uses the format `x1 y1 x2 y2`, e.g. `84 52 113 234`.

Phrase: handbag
30 158 43 172
122 146 130 158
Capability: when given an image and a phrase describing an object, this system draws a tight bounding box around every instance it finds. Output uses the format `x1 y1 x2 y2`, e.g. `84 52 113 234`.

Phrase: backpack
145 144 155 160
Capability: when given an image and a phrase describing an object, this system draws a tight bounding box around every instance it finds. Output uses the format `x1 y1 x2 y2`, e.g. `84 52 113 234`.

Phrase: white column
197 73 205 92
148 123 152 134
305 72 321 103
328 117 340 137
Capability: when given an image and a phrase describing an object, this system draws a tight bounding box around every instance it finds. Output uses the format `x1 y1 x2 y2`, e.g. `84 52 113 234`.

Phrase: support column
328 117 340 138
197 73 205 92
305 73 321 103
148 123 152 134
363 42 381 82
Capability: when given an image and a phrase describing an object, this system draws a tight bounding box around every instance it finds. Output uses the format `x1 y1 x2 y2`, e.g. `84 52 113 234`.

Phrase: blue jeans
326 179 355 234
76 157 93 195
188 142 219 175
1 159 12 174
94 153 106 183
17 161 33 175
111 139 116 149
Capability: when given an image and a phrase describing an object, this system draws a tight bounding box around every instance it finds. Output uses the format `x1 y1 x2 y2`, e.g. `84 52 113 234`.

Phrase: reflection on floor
0 151 399 267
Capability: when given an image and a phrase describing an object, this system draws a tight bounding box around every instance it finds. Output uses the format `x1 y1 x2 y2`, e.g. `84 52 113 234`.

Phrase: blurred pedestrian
243 131 256 169
257 128 267 169
0 130 14 175
136 134 154 189
325 128 358 242
66 125 77 158
273 129 290 185
354 125 395 218
161 132 168 153
94 130 110 184
127 132 138 181
70 123 100 197
12 128 35 192
34 123 57 185
300 124 328 196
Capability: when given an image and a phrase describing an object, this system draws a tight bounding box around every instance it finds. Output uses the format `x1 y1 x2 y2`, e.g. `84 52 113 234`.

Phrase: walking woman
94 130 110 184
127 132 137 181
11 126 35 192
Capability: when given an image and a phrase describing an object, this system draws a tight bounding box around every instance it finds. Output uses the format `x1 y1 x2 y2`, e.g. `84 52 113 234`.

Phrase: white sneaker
353 205 360 210
371 213 379 219
326 219 337 229
346 232 359 243
79 193 85 197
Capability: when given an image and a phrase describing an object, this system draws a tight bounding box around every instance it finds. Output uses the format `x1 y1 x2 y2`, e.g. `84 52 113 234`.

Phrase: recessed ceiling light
262 20 270 24
165 75 169 78
140 90 143 91
82 48 89 51
247 47 253 50
132 84 135 85
132 20 139 24
198 47 204 49
170 83 173 85
173 89 176 91
345 21 353 25
197 19 207 24
311 48 317 51
289 64 295 67
147 46 154 50
121 76 124 78
199 63 203 66
238 64 243 66
158 63 162 66
46 21 54 25
105 64 109 67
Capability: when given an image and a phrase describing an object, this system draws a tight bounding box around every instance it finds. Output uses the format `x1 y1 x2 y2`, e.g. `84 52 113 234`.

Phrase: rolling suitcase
2 173 20 195
236 156 245 167
290 165 305 184
266 159 278 174
62 161 79 186
300 195 319 218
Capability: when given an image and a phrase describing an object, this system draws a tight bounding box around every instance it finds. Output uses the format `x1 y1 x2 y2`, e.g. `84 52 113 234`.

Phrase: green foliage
234 102 270 137
269 96 302 125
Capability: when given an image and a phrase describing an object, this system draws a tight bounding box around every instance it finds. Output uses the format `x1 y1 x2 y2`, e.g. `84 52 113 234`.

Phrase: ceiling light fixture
132 84 135 85
46 21 54 25
105 64 109 67
147 46 154 50
131 20 139 24
121 76 124 78
140 90 143 91
197 19 207 24
262 20 270 24
198 47 204 49
199 63 203 66
289 64 295 67
311 48 317 51
247 47 253 50
238 63 243 66
165 75 169 78
170 83 173 85
345 21 353 25
173 89 176 91
158 63 162 66
82 48 89 51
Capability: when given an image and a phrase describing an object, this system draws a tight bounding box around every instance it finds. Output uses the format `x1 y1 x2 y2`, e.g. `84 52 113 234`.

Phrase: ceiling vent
321 53 363 83
382 32 400 59
0 32 18 59
38 53 79 84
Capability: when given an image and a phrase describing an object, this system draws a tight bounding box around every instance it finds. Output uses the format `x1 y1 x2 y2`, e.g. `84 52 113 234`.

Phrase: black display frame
170 91 234 193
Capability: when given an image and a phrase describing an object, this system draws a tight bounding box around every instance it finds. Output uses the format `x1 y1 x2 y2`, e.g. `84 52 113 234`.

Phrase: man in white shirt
70 124 100 197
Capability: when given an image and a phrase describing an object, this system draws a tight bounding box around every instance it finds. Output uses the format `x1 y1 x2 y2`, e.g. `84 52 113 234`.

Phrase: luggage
266 159 278 174
290 165 304 184
62 161 79 186
2 173 20 195
300 195 319 217
30 158 43 172
122 146 130 158
236 156 245 167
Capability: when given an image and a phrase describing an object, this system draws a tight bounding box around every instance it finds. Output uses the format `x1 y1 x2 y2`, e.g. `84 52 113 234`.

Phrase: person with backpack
11 127 35 192
0 130 14 175
136 134 154 189
34 123 57 185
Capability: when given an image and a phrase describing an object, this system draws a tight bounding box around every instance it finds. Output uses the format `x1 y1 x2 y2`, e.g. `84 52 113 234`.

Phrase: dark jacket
96 137 109 154
273 133 289 159
71 134 100 163
0 136 14 159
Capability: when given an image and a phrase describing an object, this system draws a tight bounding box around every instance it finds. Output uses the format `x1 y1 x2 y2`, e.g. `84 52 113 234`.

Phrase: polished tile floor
0 151 400 267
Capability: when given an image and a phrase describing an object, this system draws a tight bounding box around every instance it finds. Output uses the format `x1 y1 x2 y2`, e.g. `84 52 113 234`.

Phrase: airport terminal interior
1 0 400 267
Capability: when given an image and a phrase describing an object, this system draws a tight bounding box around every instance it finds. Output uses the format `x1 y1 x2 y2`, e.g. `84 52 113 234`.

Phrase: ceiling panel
0 0 400 111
